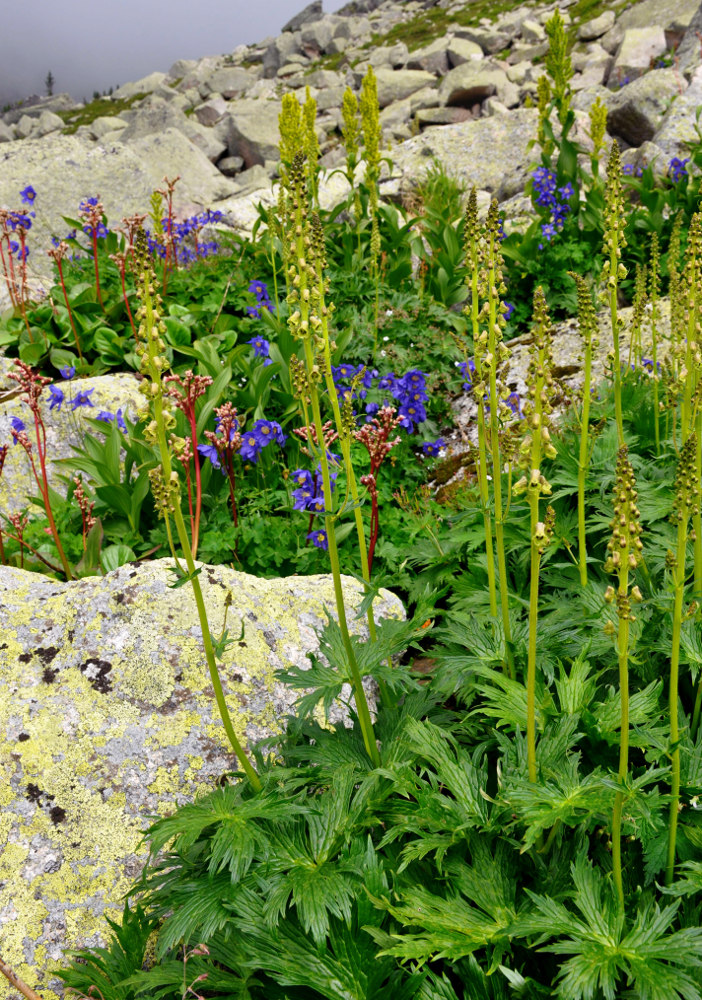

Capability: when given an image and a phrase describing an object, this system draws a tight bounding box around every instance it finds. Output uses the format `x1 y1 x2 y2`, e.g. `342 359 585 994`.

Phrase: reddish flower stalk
354 405 402 573
204 402 242 530
108 251 137 337
119 212 148 257
164 369 213 556
48 242 83 359
157 175 180 293
0 445 8 563
78 197 106 308
7 360 73 579
72 476 96 549
8 512 29 568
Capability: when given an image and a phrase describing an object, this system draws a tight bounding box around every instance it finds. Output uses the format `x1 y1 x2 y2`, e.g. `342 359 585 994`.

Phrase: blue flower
10 416 25 440
70 388 94 411
48 385 64 411
292 468 314 491
307 529 328 550
504 301 515 321
251 418 285 447
59 365 76 380
458 358 475 391
399 400 427 431
197 443 221 469
247 335 270 359
506 392 523 417
422 438 445 457
668 157 690 184
20 185 36 205
96 409 127 432
240 431 263 462
365 402 380 422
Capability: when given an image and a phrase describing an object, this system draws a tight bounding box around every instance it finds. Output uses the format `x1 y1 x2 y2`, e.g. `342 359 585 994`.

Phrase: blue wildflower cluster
668 158 690 184
198 417 285 469
96 409 127 432
291 465 340 550
247 279 272 317
331 364 429 432
422 438 445 457
531 167 574 248
622 164 644 178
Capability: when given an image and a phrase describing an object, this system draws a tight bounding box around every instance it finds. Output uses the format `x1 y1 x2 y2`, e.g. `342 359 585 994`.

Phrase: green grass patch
57 93 149 135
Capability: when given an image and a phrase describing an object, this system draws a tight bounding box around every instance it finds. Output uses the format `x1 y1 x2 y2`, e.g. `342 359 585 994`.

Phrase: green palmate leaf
516 853 702 1000
368 843 518 966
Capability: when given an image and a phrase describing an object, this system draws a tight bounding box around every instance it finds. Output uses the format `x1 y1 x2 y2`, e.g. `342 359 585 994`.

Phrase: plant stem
666 515 687 886
612 607 629 910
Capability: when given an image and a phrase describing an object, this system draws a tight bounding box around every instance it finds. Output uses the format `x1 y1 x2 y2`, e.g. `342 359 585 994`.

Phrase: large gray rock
446 37 484 68
0 558 403 998
617 0 699 33
450 23 510 55
226 98 281 167
1 93 78 126
87 115 129 139
438 61 514 107
389 108 539 202
606 69 682 146
200 66 256 98
374 68 437 108
578 10 616 41
282 0 323 32
677 1 702 77
610 27 668 84
649 63 702 161
112 71 173 101
115 97 188 142
405 38 451 75
263 32 303 78
0 131 235 288
368 42 409 70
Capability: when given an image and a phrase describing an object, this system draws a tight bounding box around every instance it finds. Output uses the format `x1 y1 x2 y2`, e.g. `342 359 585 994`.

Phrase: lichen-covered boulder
0 559 403 999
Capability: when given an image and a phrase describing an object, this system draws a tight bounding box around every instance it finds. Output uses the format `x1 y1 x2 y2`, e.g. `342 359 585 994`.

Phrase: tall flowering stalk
464 188 497 619
47 242 84 359
164 370 214 557
570 273 599 587
157 175 180 292
360 66 382 341
667 434 700 884
514 287 557 782
649 233 662 455
601 142 627 447
132 229 261 790
78 197 107 309
341 87 363 240
484 200 514 676
627 263 647 371
604 446 644 908
678 214 702 593
285 151 380 765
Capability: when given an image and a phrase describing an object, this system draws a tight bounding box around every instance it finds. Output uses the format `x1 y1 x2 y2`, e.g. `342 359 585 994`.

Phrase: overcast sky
0 0 349 106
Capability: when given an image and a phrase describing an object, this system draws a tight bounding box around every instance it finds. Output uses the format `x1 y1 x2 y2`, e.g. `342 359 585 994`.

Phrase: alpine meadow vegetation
4 11 702 1000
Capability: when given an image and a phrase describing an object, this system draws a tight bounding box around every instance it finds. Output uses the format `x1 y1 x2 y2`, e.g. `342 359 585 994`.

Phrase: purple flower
504 301 515 321
197 443 221 469
422 438 446 457
458 358 475 391
59 365 76 380
506 392 523 417
70 388 94 411
20 185 37 205
96 409 127 432
398 400 427 431
247 335 270 359
365 402 380 422
307 529 328 550
240 431 263 462
48 385 64 411
668 157 690 184
251 418 286 447
291 468 314 491
10 416 25 440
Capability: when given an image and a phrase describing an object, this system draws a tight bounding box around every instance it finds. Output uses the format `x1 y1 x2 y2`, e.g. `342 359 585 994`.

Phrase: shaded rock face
0 560 403 998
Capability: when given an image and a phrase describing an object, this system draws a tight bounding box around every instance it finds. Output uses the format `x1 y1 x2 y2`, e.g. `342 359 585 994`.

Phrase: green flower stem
609 278 623 447
578 352 593 588
302 339 381 766
612 598 630 910
487 245 514 679
650 238 661 456
666 514 687 886
318 306 393 713
141 274 261 792
526 494 541 785
694 413 702 596
467 240 497 619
